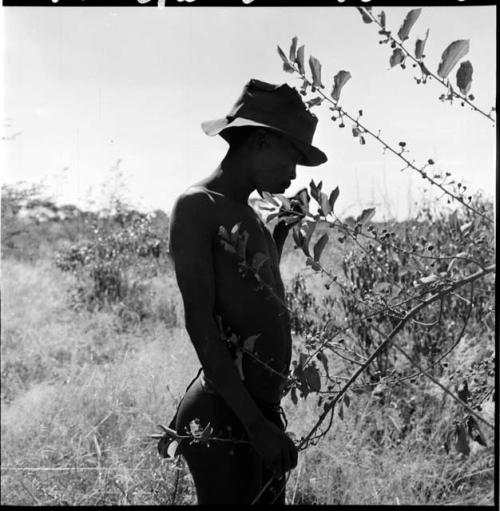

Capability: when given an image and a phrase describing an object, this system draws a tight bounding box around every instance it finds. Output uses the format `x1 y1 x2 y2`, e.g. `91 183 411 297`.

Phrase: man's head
222 126 302 194
202 79 328 168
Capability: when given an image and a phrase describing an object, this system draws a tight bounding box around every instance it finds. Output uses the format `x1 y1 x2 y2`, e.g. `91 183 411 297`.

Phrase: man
167 79 327 504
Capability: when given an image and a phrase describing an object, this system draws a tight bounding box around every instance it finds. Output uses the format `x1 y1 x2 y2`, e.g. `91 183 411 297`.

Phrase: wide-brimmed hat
201 79 328 167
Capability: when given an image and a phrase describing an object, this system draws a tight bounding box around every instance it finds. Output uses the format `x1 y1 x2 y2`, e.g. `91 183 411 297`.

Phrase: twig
371 323 494 430
299 263 495 448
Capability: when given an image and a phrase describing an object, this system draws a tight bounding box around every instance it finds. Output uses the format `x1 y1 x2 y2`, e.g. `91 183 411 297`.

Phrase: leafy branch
298 263 495 453
277 37 493 223
357 7 496 124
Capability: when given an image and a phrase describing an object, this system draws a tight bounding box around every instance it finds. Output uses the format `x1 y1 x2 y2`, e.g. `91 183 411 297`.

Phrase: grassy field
0 198 496 505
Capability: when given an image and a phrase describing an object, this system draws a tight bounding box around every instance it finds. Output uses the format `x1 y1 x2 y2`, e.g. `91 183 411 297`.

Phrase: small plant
55 200 169 321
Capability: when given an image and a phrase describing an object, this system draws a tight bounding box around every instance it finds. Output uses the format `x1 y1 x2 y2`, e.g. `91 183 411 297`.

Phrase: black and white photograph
1 1 496 506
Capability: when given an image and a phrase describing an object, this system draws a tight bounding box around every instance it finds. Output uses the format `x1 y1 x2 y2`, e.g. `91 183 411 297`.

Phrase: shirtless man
167 79 327 505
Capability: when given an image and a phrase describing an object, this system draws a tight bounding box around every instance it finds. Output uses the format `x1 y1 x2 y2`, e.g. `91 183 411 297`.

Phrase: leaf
289 36 298 61
309 179 323 203
390 48 406 68
344 393 350 408
218 225 230 241
437 40 470 79
275 194 291 210
200 422 213 440
313 233 328 263
220 240 236 254
331 70 351 102
454 422 470 456
338 402 344 420
357 7 373 24
230 222 242 244
243 334 260 353
456 380 470 403
300 78 308 96
316 351 329 374
292 225 306 250
295 45 306 75
166 439 179 459
294 187 310 213
237 230 249 259
419 62 431 76
252 252 268 272
456 60 473 95
261 190 280 207
378 11 386 29
356 207 376 225
189 418 202 437
306 97 323 108
397 9 421 42
466 415 487 447
309 56 324 89
299 352 308 367
415 29 429 59
306 257 321 272
278 45 294 73
304 363 321 392
329 186 340 212
282 214 301 226
302 220 317 257
265 212 280 223
319 192 331 216
290 386 298 405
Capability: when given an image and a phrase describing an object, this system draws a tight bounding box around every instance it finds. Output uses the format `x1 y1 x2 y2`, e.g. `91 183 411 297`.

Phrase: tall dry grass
1 256 494 505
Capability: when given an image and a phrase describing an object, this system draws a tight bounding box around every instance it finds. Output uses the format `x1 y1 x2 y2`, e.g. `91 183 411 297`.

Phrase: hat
201 79 328 167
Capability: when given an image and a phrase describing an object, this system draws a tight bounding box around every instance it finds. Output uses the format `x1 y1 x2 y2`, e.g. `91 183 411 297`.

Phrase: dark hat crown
226 79 319 146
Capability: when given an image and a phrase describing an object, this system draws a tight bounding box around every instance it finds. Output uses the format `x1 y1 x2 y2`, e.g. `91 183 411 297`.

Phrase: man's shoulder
173 186 217 214
170 186 220 231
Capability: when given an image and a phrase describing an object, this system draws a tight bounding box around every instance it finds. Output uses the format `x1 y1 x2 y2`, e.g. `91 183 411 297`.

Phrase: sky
1 5 496 220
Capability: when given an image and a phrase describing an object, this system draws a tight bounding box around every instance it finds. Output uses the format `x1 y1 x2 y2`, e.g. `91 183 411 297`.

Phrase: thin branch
281 57 492 223
371 322 493 430
360 7 496 124
297 263 495 451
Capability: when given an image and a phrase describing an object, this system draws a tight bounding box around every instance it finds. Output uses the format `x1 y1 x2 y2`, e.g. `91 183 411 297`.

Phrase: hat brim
201 117 327 167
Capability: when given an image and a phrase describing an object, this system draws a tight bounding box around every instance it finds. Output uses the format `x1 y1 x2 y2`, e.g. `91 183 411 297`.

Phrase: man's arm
170 190 297 474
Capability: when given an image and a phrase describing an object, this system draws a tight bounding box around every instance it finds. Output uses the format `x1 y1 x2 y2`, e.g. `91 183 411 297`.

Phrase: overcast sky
2 5 496 220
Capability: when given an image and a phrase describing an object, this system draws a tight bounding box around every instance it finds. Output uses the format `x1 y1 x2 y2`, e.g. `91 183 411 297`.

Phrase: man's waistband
199 369 282 413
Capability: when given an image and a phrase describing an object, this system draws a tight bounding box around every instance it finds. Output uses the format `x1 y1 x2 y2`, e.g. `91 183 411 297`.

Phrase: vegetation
1 7 495 505
1 179 494 505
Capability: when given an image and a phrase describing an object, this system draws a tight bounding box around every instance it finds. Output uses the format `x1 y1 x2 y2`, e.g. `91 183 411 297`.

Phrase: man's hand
248 418 298 477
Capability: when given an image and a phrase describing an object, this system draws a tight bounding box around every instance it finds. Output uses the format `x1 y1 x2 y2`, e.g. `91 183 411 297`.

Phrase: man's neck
199 155 255 205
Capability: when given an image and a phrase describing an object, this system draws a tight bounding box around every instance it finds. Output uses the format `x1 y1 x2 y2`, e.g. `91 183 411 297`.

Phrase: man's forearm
185 316 267 435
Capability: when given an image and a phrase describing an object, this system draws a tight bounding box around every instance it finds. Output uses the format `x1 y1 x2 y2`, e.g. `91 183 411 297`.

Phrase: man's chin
258 182 290 195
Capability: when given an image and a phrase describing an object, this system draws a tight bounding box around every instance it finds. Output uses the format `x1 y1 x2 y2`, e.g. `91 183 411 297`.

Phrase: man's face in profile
252 130 302 195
